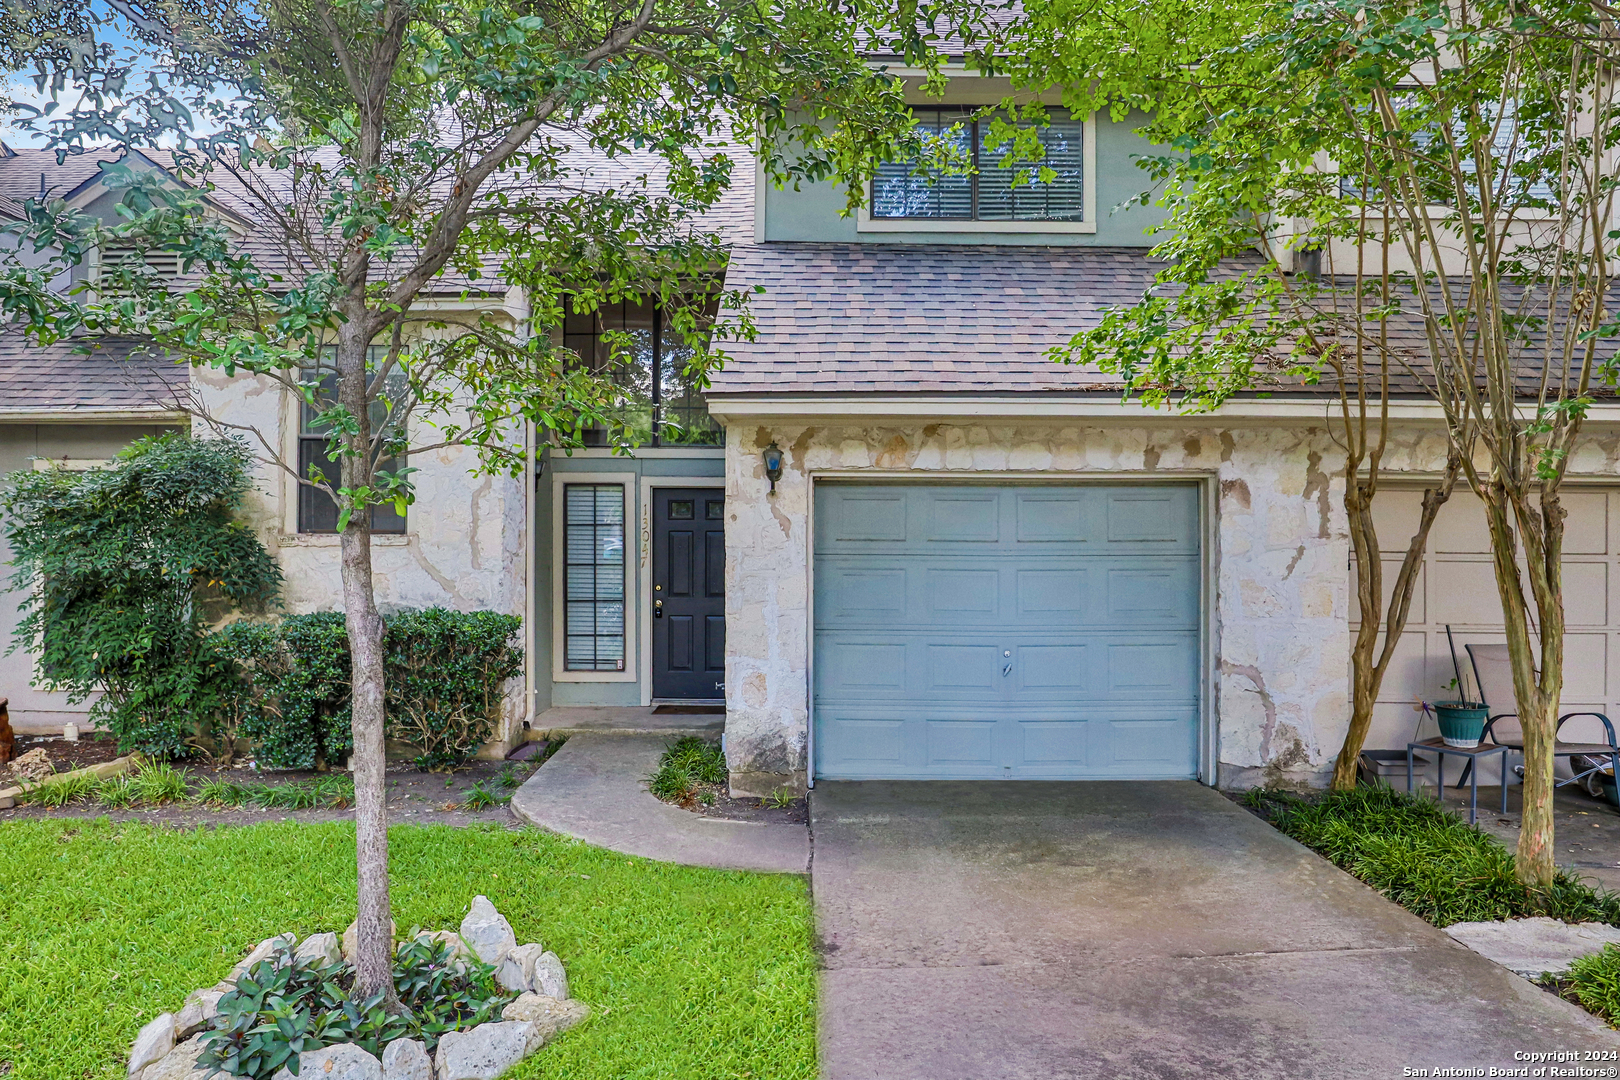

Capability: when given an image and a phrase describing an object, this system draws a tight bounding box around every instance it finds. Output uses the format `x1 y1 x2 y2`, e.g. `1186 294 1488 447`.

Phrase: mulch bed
0 739 559 829
1 733 122 784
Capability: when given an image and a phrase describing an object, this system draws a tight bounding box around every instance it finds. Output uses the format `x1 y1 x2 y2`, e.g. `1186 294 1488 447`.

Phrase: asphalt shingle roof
0 329 185 413
709 243 1151 394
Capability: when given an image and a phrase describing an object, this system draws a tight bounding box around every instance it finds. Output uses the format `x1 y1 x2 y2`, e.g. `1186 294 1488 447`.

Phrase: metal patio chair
1458 643 1620 792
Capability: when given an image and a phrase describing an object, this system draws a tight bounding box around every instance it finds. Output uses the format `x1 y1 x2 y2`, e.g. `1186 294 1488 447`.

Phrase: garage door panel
1107 564 1199 624
817 640 908 694
1015 645 1090 691
926 645 1001 694
1016 490 1091 542
817 566 908 623
1107 639 1199 697
1106 489 1195 545
1108 717 1200 769
1563 492 1609 553
1016 568 1090 618
925 568 1000 618
926 719 997 766
814 482 1201 781
927 492 1001 542
819 715 907 771
1564 563 1608 626
1430 559 1507 624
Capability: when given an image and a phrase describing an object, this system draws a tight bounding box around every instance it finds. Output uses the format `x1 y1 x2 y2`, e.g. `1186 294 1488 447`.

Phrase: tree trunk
1480 483 1562 890
336 328 399 1007
1331 463 1460 791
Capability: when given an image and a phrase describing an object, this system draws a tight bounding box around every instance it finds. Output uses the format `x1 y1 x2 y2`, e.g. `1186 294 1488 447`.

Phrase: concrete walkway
812 781 1620 1080
509 733 808 874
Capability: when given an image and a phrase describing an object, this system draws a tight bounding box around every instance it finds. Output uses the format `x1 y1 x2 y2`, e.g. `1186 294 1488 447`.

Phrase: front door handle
654 599 664 619
1002 663 1012 677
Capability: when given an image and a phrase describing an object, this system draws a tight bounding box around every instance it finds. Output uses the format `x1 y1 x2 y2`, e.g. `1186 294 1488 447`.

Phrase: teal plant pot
1434 701 1489 748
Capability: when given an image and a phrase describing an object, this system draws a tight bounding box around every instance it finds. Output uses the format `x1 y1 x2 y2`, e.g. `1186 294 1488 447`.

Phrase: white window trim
637 475 727 706
856 114 1098 234
552 471 638 683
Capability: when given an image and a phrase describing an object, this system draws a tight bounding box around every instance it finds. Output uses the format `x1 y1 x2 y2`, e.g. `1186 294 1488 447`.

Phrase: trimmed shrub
0 434 281 758
385 608 523 770
211 608 520 770
214 613 353 770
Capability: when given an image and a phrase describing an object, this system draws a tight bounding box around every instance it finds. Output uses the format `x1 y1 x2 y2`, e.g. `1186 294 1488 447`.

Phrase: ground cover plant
1243 786 1620 927
16 761 358 811
648 737 729 805
199 938 510 1077
0 820 816 1080
1561 946 1620 1027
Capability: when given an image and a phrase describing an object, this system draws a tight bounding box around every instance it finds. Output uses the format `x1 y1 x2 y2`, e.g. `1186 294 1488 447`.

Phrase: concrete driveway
812 781 1620 1080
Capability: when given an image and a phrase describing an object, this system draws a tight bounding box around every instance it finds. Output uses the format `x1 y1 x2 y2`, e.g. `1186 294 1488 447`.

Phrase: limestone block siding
722 419 1387 793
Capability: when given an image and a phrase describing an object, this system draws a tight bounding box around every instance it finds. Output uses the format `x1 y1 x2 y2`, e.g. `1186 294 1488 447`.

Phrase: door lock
654 599 664 618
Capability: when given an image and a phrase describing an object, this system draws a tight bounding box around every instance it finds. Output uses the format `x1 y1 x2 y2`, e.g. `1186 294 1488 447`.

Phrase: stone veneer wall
720 419 1473 794
194 367 530 754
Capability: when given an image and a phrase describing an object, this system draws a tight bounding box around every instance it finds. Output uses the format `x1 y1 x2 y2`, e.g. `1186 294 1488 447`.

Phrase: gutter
0 408 188 424
706 394 1620 425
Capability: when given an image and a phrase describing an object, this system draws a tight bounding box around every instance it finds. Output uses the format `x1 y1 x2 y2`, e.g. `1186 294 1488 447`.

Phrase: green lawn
0 819 817 1079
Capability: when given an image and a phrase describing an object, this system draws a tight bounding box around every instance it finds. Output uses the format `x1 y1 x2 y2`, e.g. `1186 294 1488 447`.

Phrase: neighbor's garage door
812 483 1202 780
1370 487 1620 757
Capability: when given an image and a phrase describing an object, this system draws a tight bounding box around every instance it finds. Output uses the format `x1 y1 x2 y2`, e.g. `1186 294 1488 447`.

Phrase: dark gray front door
652 488 726 700
813 482 1201 780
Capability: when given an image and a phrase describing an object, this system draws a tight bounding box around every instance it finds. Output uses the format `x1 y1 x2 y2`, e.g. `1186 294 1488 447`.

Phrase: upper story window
1341 95 1554 207
872 109 1085 223
561 296 722 447
297 347 407 534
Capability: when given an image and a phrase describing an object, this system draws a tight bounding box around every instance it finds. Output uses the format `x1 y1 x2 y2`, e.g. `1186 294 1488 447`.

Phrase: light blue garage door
813 483 1202 780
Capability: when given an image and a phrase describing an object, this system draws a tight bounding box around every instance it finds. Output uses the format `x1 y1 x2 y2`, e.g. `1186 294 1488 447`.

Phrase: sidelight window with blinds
563 484 627 671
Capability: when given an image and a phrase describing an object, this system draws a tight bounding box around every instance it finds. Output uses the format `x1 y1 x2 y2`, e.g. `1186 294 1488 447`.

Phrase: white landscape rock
342 919 398 961
174 987 226 1039
530 951 568 1000
229 933 297 982
271 1042 384 1080
435 1020 543 1080
139 1035 209 1080
501 993 589 1042
128 1013 176 1077
294 931 343 968
494 943 547 993
380 1038 433 1080
459 896 516 965
1446 917 1620 978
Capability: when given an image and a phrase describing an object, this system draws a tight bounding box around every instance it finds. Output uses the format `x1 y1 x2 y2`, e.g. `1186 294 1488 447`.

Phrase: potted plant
1432 699 1490 748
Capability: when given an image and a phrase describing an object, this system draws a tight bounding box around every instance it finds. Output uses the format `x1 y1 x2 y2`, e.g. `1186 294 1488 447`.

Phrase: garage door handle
1002 663 1012 677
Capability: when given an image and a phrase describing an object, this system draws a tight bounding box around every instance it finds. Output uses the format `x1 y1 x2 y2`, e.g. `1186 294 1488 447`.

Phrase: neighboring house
3 75 1617 790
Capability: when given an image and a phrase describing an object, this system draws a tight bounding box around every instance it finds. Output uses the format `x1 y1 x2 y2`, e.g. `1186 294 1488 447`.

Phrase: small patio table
1407 737 1510 825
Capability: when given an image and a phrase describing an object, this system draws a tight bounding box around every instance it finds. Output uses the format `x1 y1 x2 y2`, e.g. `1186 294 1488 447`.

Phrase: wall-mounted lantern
762 441 784 493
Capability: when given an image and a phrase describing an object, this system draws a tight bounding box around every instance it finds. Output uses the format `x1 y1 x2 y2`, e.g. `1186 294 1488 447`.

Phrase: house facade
7 78 1620 792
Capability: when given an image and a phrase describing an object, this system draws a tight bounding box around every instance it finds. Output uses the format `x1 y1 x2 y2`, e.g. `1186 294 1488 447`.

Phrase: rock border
128 896 587 1080
0 752 142 809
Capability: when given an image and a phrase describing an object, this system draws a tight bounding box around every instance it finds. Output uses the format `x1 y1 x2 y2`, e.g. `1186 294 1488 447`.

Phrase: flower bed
128 897 586 1080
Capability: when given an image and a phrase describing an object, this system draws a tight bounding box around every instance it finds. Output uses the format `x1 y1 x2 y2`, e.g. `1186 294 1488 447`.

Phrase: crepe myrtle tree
1 0 999 1004
992 0 1620 885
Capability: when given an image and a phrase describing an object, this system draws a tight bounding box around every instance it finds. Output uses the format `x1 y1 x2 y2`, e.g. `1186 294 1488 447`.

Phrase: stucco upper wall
192 366 528 620
761 109 1170 246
